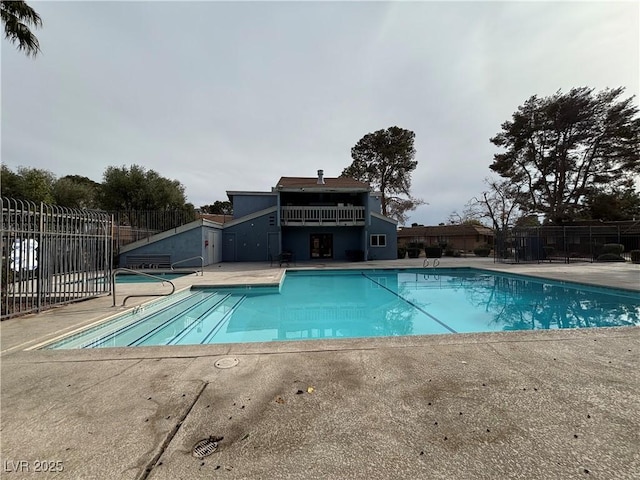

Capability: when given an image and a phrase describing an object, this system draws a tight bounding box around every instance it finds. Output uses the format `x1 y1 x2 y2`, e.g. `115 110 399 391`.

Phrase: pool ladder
423 258 440 268
112 268 176 307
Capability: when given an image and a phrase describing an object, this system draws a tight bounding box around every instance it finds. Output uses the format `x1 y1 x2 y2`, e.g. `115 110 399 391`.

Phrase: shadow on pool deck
1 258 639 479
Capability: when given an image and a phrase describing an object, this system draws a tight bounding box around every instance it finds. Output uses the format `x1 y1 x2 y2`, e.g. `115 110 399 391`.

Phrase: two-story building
118 170 398 267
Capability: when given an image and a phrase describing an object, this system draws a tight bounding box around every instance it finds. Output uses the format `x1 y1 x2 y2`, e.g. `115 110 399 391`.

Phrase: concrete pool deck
1 258 638 479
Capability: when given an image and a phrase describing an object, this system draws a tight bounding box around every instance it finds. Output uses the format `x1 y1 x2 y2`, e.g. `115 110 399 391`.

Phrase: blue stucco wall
118 210 397 266
368 216 398 260
119 226 205 268
231 194 277 218
282 226 365 261
369 194 382 213
223 211 279 262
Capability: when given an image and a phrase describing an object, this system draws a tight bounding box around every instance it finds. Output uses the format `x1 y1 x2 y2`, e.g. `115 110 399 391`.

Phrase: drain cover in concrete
192 437 220 458
215 357 239 369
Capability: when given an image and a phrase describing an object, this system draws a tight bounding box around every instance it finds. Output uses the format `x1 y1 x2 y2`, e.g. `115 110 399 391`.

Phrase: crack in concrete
136 380 209 480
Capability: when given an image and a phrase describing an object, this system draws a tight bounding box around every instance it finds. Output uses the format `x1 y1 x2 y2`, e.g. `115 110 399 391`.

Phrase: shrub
596 253 626 262
397 247 407 259
407 248 421 258
601 243 624 255
542 246 555 258
424 246 443 258
473 244 491 257
631 250 640 264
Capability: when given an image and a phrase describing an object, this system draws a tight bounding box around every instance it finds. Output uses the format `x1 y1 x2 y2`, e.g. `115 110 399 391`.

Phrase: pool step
54 291 198 349
128 293 233 346
72 291 220 348
171 295 247 345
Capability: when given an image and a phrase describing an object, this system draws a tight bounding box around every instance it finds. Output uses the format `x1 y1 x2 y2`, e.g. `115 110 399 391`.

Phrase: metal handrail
423 258 440 268
171 256 204 276
112 268 176 307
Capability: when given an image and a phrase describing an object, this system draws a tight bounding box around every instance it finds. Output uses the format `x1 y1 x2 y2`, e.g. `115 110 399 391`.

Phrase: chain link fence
111 209 197 253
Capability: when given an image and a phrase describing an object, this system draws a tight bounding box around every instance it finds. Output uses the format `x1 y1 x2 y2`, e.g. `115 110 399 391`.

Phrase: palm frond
1 0 42 57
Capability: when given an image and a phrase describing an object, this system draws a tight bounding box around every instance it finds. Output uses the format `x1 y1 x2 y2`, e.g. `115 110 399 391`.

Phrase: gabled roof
398 224 494 238
275 176 370 191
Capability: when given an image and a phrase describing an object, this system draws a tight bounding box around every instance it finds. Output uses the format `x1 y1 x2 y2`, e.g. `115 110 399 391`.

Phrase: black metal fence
1 198 114 319
111 209 197 253
494 222 640 263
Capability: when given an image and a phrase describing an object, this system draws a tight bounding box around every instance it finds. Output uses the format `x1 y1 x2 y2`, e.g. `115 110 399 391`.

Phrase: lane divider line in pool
71 292 200 349
120 292 221 347
131 293 231 346
166 294 234 345
200 295 248 344
362 273 458 334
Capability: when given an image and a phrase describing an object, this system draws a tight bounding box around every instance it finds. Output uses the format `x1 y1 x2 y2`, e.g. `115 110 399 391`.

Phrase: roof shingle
275 176 369 190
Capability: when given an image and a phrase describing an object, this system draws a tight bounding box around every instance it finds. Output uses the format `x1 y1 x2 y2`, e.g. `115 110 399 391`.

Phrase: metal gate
1 198 113 320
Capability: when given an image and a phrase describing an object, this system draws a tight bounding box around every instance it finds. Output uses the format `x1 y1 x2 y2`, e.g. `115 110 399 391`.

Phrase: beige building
398 224 494 252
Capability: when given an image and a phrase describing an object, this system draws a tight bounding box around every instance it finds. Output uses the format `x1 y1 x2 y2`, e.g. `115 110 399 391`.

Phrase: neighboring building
118 170 398 267
398 224 494 252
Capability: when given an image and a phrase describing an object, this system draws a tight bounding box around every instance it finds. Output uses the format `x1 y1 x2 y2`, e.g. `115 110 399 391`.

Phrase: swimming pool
115 272 188 283
47 268 640 349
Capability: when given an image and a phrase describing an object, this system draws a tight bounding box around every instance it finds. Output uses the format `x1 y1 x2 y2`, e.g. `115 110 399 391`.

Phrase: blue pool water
116 273 187 283
47 269 640 349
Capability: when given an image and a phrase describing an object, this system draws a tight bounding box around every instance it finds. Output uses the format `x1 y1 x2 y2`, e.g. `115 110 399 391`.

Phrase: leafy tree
342 126 424 224
514 214 541 228
53 175 101 209
0 166 56 203
582 184 640 221
1 0 42 57
490 87 640 224
98 165 142 211
461 219 484 227
100 165 195 232
1 164 22 197
200 201 233 215
99 164 188 211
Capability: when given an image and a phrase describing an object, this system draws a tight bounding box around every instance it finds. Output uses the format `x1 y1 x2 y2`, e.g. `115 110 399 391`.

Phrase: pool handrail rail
171 256 204 276
423 258 440 268
112 268 176 307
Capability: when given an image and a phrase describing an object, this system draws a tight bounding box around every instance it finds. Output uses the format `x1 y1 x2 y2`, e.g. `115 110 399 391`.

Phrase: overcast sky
2 0 638 225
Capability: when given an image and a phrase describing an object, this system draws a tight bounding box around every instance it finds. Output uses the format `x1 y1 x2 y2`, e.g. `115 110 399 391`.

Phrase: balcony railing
281 206 366 226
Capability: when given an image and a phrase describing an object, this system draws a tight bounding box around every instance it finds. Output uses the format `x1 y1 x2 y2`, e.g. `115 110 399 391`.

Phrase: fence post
37 202 44 313
108 214 114 294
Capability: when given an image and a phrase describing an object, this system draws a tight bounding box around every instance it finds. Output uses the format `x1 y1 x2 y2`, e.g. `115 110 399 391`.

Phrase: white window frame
370 234 386 247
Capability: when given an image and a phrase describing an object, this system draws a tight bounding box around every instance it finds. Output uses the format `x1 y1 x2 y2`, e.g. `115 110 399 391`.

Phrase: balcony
281 205 365 226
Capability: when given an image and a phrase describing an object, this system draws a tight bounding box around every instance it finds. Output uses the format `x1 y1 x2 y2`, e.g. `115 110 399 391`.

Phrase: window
370 234 386 247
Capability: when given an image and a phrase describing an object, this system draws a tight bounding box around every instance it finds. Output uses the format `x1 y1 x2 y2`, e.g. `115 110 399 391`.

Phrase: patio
1 257 638 479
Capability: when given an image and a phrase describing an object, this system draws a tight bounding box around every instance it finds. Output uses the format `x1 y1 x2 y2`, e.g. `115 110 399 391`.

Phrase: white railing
281 206 366 225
